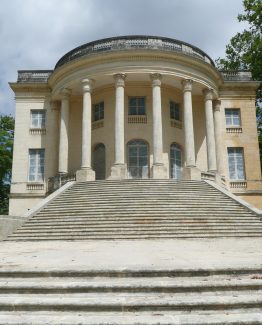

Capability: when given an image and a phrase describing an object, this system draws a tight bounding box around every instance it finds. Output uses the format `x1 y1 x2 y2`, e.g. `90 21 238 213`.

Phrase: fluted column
58 88 71 174
213 100 224 175
110 73 127 179
151 73 167 178
181 79 196 167
203 89 217 172
81 78 94 169
76 79 95 181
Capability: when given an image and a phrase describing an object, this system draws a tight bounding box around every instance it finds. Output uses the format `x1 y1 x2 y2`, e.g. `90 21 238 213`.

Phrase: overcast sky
0 0 247 116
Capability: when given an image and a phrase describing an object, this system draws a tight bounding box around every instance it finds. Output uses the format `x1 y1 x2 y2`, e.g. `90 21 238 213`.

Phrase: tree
0 115 15 214
216 0 262 165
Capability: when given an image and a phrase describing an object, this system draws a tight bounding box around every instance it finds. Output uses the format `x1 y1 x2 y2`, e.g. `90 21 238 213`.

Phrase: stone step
21 221 262 228
0 310 262 325
0 290 262 312
8 232 262 241
16 225 262 233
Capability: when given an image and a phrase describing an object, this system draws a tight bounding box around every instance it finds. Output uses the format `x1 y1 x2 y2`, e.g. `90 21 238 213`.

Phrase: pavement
0 238 262 272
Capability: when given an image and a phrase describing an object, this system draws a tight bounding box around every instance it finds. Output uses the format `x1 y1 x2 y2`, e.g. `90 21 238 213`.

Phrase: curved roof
55 35 215 69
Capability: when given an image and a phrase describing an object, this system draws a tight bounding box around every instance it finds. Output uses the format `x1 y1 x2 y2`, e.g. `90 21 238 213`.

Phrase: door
93 143 106 180
127 140 149 179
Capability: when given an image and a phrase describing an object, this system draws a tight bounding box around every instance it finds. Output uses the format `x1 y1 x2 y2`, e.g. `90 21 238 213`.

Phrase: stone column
182 79 196 167
203 89 217 172
151 73 167 179
181 79 201 180
58 88 71 174
76 79 95 181
213 99 224 175
110 73 127 179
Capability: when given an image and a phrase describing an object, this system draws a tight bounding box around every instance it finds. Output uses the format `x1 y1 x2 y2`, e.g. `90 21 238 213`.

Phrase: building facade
9 36 262 215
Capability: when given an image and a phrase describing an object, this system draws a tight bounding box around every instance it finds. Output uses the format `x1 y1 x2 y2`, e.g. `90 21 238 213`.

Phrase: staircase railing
48 173 76 193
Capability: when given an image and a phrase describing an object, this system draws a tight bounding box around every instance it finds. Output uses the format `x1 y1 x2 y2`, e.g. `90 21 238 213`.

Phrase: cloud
0 0 246 115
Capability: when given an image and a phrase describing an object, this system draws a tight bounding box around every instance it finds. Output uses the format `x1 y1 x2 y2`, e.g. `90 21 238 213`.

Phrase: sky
0 0 247 116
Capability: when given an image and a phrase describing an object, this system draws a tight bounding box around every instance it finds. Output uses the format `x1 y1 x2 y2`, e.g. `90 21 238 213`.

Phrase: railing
170 119 182 129
201 172 216 181
128 115 147 124
17 70 53 83
27 183 45 191
226 127 242 134
55 35 215 69
29 128 46 135
230 181 247 189
221 70 253 81
48 173 76 193
92 120 104 130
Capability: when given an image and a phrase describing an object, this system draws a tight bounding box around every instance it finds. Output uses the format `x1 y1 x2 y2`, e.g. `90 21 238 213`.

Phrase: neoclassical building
9 35 262 215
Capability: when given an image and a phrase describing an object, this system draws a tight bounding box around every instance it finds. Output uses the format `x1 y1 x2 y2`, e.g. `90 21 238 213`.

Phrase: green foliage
216 0 262 166
0 115 14 214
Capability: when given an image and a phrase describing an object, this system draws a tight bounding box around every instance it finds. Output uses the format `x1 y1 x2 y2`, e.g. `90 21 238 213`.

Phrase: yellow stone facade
9 36 262 215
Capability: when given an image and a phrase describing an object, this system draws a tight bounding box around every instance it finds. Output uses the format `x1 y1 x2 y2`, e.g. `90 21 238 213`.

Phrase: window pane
227 147 245 180
28 149 45 182
225 109 240 126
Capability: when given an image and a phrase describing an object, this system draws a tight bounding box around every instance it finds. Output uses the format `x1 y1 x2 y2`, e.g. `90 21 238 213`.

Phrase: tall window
127 140 148 178
31 110 46 128
225 109 241 126
28 149 45 182
93 102 104 121
128 97 146 115
170 101 180 121
227 147 245 180
170 144 182 180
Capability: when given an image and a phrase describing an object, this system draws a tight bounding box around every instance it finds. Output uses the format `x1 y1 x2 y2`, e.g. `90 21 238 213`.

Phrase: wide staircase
7 179 262 241
0 268 262 324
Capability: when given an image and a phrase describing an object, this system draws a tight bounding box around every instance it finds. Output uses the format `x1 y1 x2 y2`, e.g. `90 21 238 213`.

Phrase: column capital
213 99 221 111
50 100 60 111
203 88 213 101
114 73 126 87
150 73 162 86
60 88 71 99
82 78 95 93
181 79 193 92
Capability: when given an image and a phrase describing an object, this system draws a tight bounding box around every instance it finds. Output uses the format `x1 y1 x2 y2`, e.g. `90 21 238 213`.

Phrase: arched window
93 143 106 180
127 140 149 179
170 143 182 180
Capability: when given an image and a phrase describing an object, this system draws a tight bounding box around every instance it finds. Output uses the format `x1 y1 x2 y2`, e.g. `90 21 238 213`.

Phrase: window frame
170 143 183 180
170 101 181 121
225 108 241 127
30 110 46 129
128 97 146 116
28 149 45 183
92 102 104 122
227 147 246 180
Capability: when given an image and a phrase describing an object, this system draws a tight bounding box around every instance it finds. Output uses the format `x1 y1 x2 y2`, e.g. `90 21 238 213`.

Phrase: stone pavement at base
0 238 262 271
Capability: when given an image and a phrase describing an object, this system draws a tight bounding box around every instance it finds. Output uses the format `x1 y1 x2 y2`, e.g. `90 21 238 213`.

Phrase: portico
55 73 220 182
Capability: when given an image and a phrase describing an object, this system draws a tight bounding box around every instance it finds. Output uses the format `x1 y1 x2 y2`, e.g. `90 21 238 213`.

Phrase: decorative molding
114 73 126 87
181 79 193 92
213 99 221 111
203 88 213 101
82 78 95 93
150 73 162 87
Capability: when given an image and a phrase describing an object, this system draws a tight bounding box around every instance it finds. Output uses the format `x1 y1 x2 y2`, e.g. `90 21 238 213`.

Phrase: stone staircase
7 180 262 241
0 268 262 324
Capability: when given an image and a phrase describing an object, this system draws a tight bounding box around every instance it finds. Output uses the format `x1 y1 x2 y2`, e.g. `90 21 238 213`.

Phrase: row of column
58 74 223 180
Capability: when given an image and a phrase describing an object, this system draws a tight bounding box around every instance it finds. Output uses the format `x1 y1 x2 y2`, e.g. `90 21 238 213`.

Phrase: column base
109 164 127 180
76 168 95 182
152 163 168 179
183 166 201 181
